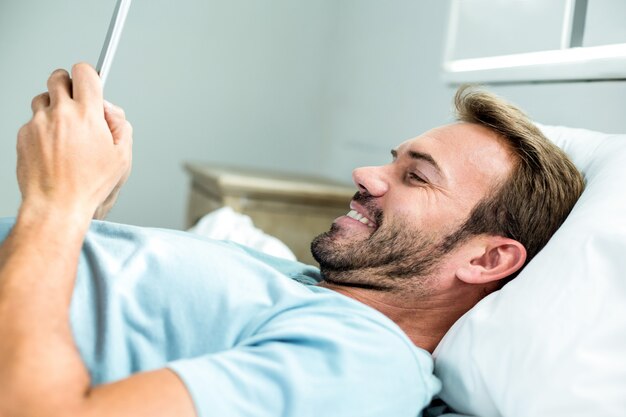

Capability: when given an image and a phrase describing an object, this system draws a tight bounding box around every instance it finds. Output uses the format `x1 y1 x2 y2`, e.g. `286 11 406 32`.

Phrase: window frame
442 0 626 84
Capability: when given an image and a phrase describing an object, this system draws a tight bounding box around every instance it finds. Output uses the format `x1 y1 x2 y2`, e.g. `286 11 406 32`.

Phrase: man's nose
352 166 389 197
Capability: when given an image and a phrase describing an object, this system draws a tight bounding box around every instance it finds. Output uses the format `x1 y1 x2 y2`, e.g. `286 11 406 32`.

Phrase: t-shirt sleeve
167 312 439 417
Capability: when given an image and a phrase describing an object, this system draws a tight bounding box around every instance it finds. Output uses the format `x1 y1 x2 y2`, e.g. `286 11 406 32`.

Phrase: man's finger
104 100 126 120
71 62 103 109
104 101 132 145
31 93 50 113
47 69 72 106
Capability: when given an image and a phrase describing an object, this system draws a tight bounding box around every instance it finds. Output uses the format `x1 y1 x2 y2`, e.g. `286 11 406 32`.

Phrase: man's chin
311 227 368 271
311 226 340 266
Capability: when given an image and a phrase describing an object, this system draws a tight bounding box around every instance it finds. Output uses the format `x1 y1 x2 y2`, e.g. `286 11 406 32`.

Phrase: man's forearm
0 206 92 416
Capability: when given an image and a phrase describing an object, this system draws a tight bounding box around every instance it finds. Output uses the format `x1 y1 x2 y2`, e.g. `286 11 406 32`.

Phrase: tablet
96 0 132 87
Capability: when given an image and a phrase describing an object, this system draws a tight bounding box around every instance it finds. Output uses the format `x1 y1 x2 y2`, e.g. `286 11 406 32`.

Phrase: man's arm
0 63 196 417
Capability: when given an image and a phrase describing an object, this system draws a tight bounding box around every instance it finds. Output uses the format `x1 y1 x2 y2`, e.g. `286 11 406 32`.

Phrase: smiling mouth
346 209 377 228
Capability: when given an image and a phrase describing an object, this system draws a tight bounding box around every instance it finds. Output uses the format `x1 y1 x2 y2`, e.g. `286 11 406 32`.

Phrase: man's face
311 123 514 291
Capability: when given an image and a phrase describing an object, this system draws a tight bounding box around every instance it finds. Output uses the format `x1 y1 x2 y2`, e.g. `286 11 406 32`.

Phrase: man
0 64 583 417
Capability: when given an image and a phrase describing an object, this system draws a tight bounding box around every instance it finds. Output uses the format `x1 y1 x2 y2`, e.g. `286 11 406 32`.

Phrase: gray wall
1 1 625 229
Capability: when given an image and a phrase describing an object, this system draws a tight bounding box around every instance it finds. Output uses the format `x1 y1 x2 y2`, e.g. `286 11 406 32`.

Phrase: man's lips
345 201 377 228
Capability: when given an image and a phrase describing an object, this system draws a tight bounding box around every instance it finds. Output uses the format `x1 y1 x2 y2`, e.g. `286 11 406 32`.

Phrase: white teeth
346 209 375 228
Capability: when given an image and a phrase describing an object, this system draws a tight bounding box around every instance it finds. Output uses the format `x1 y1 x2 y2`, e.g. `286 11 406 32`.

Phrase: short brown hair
443 86 585 279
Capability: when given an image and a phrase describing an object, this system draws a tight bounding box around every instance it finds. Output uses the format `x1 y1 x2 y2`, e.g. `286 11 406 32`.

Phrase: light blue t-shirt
0 218 440 417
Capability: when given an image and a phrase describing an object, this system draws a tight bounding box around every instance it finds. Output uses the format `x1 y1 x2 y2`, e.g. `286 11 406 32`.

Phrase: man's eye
408 172 427 183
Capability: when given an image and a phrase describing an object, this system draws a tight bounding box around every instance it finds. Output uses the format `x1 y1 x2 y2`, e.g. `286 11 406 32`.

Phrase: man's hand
16 63 132 223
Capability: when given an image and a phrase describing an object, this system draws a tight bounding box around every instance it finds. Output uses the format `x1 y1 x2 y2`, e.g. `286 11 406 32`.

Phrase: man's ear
455 236 527 285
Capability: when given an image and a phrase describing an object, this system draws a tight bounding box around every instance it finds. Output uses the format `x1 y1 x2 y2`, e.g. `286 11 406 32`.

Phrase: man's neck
318 280 484 353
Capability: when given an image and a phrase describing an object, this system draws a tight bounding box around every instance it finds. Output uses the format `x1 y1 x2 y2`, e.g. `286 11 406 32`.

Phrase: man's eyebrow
391 149 443 176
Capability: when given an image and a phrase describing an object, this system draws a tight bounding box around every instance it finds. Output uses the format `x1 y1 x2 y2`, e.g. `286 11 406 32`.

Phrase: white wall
0 0 337 229
317 0 626 181
2 1 625 229
487 82 626 134
0 0 115 222
319 0 452 182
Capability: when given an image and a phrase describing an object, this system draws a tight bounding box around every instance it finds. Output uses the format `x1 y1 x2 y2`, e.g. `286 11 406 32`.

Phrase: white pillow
433 124 626 416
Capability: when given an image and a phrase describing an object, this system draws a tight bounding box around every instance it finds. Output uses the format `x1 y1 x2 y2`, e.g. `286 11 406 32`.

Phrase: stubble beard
311 194 450 293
